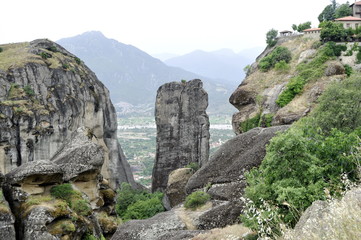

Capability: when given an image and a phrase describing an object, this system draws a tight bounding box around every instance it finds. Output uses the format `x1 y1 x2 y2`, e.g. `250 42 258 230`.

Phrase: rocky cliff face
0 39 135 189
230 36 348 134
152 79 209 192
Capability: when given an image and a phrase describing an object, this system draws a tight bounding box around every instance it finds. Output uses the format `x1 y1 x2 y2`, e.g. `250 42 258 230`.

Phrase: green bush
184 191 210 210
50 184 76 204
259 46 292 72
276 42 341 107
357 48 361 64
276 76 305 107
312 75 361 133
47 46 58 52
72 199 92 216
240 113 261 133
274 60 290 73
62 63 69 69
344 64 353 77
74 57 81 64
115 183 164 220
0 47 3 53
39 51 52 59
23 85 35 97
242 75 361 236
185 162 199 172
123 196 164 220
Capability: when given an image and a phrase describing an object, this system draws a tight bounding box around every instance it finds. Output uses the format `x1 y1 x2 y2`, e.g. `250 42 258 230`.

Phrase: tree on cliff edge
266 29 278 47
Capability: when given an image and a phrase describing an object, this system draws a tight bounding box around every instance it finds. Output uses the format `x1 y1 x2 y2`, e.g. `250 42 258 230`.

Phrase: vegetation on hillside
241 74 361 238
276 41 346 107
115 183 164 221
258 46 292 72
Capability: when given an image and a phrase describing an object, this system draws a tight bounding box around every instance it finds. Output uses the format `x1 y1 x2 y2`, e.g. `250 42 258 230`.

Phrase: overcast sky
0 0 350 55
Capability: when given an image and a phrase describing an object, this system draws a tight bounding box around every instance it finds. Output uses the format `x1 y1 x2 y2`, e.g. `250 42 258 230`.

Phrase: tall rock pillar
152 79 210 192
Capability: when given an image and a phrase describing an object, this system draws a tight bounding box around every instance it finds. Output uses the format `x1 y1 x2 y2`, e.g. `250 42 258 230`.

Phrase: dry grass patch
0 42 43 70
192 224 253 240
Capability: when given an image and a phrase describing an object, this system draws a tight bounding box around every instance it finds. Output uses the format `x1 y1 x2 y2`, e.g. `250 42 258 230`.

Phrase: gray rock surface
152 79 209 192
283 186 361 240
22 207 58 240
0 172 16 240
111 210 187 240
186 126 290 191
0 39 135 189
158 230 205 240
165 168 194 208
51 127 104 181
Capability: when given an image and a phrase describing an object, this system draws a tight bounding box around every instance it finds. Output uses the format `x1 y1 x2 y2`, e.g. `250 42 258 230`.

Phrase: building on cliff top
350 1 361 18
335 16 361 29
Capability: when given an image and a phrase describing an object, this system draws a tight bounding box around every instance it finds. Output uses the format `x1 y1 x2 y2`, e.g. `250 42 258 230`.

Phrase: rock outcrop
186 126 289 191
165 168 194 208
0 172 16 240
152 79 209 192
3 127 118 239
185 126 290 228
283 186 361 240
230 36 347 134
0 39 136 189
110 210 187 240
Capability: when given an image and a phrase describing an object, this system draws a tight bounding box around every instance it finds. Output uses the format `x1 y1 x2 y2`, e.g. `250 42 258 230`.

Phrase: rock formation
0 39 136 189
3 127 118 239
152 79 209 192
165 168 194 208
230 36 347 134
283 186 361 240
0 172 16 240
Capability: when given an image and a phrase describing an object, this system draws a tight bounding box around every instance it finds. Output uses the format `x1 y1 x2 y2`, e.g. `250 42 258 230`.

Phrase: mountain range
57 31 247 116
163 48 260 87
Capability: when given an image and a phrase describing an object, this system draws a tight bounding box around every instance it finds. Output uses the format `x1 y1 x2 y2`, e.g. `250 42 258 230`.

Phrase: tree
320 21 347 41
266 29 278 47
335 2 353 18
292 24 298 32
318 2 337 22
296 22 312 32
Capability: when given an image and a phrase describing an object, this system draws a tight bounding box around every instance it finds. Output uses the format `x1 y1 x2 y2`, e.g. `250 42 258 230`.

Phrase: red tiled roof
335 16 361 21
350 1 361 6
303 28 321 32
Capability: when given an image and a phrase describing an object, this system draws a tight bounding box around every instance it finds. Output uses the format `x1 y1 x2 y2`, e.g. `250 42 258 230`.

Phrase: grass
0 42 43 70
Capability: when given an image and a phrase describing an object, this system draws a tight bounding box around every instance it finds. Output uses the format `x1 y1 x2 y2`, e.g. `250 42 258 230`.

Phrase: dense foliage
241 74 361 237
276 41 346 107
320 21 347 42
184 191 210 210
50 184 92 216
258 46 292 72
318 0 352 22
115 183 164 220
266 29 278 47
292 22 311 32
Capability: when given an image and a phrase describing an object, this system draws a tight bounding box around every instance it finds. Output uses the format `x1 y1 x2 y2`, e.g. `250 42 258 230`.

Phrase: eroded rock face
0 172 16 240
186 126 290 191
110 210 187 240
283 186 361 240
229 36 347 135
152 79 209 192
0 39 135 189
184 126 289 228
165 168 194 208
